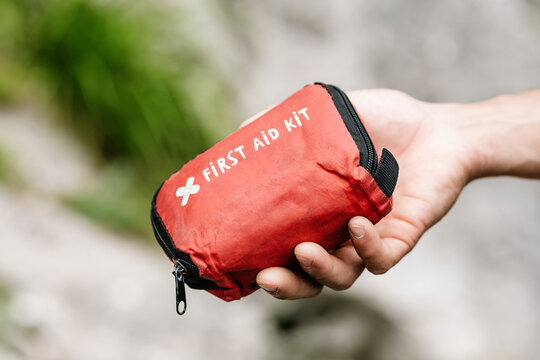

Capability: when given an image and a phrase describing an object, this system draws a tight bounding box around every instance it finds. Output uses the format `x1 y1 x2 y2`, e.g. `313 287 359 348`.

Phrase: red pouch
151 83 398 314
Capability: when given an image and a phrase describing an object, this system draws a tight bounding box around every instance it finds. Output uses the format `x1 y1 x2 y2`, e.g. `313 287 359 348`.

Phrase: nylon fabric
152 84 397 301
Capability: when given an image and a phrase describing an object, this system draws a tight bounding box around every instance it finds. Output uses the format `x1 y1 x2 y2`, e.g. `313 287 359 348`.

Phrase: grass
0 279 12 350
22 0 217 166
63 165 156 236
0 142 20 186
0 145 8 182
0 0 26 104
0 0 236 238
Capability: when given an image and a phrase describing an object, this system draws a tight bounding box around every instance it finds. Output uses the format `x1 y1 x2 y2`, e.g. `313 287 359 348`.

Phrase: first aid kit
151 83 399 314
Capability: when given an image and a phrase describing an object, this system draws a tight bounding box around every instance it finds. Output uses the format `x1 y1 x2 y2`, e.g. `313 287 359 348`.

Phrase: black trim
316 82 399 198
150 82 400 315
151 186 222 290
373 148 399 198
151 187 198 275
316 83 377 174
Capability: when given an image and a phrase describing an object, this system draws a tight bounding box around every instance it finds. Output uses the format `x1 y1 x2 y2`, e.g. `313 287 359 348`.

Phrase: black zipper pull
173 261 187 315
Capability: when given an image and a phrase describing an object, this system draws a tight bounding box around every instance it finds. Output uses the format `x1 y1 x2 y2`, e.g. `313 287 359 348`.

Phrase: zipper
150 83 392 316
151 188 222 315
173 260 187 315
150 190 195 315
151 209 199 271
316 83 377 174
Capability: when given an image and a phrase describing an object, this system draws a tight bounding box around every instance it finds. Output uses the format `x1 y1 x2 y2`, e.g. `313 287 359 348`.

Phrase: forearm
432 89 540 180
257 88 539 297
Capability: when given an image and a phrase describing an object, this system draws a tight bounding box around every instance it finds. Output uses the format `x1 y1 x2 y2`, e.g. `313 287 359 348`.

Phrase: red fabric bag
151 83 398 314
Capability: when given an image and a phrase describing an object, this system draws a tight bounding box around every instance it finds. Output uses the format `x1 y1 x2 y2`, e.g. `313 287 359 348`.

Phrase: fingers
294 242 364 291
257 214 413 300
256 242 365 300
348 216 411 274
256 267 322 300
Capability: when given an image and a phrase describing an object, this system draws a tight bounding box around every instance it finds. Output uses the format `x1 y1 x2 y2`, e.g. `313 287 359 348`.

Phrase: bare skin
254 88 540 299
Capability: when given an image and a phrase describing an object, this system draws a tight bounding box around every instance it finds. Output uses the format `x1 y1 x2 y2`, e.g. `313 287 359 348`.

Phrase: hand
256 89 477 299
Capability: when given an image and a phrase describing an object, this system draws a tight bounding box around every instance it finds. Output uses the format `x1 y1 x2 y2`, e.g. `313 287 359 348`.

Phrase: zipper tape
151 83 398 315
315 83 377 174
316 82 398 198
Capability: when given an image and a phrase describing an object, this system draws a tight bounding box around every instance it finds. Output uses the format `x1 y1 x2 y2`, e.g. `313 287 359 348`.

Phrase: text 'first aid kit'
151 83 399 314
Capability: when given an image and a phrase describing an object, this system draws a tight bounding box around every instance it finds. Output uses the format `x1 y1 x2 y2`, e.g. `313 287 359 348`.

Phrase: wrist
428 90 540 181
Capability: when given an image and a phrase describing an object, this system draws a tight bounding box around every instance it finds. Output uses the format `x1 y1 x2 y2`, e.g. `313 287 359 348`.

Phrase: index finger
348 216 413 274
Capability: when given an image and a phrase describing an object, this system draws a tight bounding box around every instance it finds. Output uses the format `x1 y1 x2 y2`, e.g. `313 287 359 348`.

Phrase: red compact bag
151 83 398 314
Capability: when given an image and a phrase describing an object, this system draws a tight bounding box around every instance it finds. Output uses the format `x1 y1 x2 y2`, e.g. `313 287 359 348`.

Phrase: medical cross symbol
176 177 200 206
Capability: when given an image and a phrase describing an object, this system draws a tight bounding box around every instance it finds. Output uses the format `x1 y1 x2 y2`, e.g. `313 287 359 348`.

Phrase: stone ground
1 1 540 359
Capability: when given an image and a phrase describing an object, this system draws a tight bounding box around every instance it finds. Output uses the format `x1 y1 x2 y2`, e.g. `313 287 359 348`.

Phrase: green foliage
0 279 11 348
23 0 217 174
0 142 17 185
0 145 8 182
0 0 235 236
0 0 25 104
0 63 24 104
64 166 153 235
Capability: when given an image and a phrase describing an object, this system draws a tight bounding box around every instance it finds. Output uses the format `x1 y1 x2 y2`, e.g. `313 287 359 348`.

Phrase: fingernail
258 283 277 293
297 255 313 268
350 224 365 239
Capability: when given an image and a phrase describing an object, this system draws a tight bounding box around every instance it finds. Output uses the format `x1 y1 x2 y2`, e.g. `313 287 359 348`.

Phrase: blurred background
0 0 539 359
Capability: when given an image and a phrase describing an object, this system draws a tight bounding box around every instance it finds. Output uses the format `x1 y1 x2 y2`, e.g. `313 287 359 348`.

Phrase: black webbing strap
373 148 399 198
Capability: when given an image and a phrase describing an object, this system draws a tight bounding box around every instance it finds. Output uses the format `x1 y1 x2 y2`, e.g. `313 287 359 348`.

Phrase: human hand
255 89 478 299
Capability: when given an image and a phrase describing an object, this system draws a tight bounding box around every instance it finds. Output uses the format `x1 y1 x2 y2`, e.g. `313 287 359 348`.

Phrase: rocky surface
1 0 540 359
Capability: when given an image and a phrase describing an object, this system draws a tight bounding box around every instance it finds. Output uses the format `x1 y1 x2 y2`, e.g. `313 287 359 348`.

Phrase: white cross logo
176 177 200 206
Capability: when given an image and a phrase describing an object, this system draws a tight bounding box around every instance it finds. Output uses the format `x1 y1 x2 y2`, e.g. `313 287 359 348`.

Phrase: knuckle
311 265 360 291
360 249 379 261
306 263 333 283
323 275 355 291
